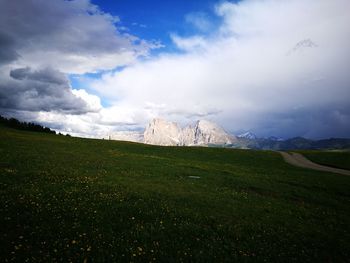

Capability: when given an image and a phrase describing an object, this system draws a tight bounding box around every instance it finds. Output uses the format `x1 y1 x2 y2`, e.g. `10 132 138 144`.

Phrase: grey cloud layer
0 0 155 116
0 32 19 65
1 0 349 139
0 0 150 71
10 67 67 85
0 67 88 113
89 0 350 139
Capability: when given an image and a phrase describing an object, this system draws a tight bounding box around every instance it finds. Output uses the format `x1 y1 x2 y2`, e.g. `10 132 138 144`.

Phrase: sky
0 0 349 139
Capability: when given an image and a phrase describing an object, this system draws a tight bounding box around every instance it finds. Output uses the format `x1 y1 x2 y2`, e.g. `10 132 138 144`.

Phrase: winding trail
279 152 350 176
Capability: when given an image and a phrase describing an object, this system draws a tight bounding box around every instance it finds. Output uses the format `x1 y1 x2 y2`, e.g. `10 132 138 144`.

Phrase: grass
299 150 350 170
0 124 349 262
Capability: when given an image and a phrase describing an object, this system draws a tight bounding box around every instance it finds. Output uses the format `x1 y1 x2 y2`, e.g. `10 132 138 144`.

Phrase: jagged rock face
144 118 236 146
144 118 182 146
181 125 196 146
193 120 236 145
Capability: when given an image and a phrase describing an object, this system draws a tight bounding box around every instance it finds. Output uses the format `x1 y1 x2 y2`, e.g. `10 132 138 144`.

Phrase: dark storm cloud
252 104 350 139
0 0 153 115
0 0 134 56
0 0 154 74
10 67 68 85
0 67 89 113
0 32 19 65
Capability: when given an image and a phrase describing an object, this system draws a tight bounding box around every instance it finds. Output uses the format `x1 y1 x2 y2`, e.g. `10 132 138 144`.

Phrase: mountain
105 117 349 150
143 118 236 146
237 131 257 140
144 118 182 146
235 136 350 150
192 120 236 146
266 136 284 141
181 125 196 146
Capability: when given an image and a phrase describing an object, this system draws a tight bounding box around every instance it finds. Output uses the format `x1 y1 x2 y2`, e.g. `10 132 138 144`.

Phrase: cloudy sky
0 0 349 139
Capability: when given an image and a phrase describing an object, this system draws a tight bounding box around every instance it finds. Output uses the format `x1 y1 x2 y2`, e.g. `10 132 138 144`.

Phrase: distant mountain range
238 132 284 141
143 118 235 146
109 118 236 146
234 136 350 150
108 118 350 150
237 131 257 140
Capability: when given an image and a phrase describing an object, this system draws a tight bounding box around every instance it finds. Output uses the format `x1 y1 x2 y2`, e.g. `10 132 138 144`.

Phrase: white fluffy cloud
0 0 159 129
86 0 350 138
1 0 350 139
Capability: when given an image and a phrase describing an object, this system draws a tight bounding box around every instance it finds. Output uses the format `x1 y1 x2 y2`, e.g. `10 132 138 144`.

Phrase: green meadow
300 150 350 170
1 125 349 262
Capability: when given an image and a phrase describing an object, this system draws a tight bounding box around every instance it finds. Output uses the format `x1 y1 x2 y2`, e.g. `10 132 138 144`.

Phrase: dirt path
279 152 350 176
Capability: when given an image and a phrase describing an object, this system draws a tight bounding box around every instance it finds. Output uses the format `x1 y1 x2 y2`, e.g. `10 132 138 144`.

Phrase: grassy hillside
300 150 350 170
0 125 349 262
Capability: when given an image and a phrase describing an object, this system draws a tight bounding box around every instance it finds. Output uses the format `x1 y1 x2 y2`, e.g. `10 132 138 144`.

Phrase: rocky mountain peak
144 118 182 146
144 118 236 146
193 120 236 145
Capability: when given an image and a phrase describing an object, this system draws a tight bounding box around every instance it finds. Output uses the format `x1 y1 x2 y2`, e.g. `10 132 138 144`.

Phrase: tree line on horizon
0 115 58 135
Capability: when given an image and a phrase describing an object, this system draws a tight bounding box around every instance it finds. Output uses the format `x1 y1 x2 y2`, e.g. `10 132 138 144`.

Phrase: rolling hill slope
0 124 349 262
